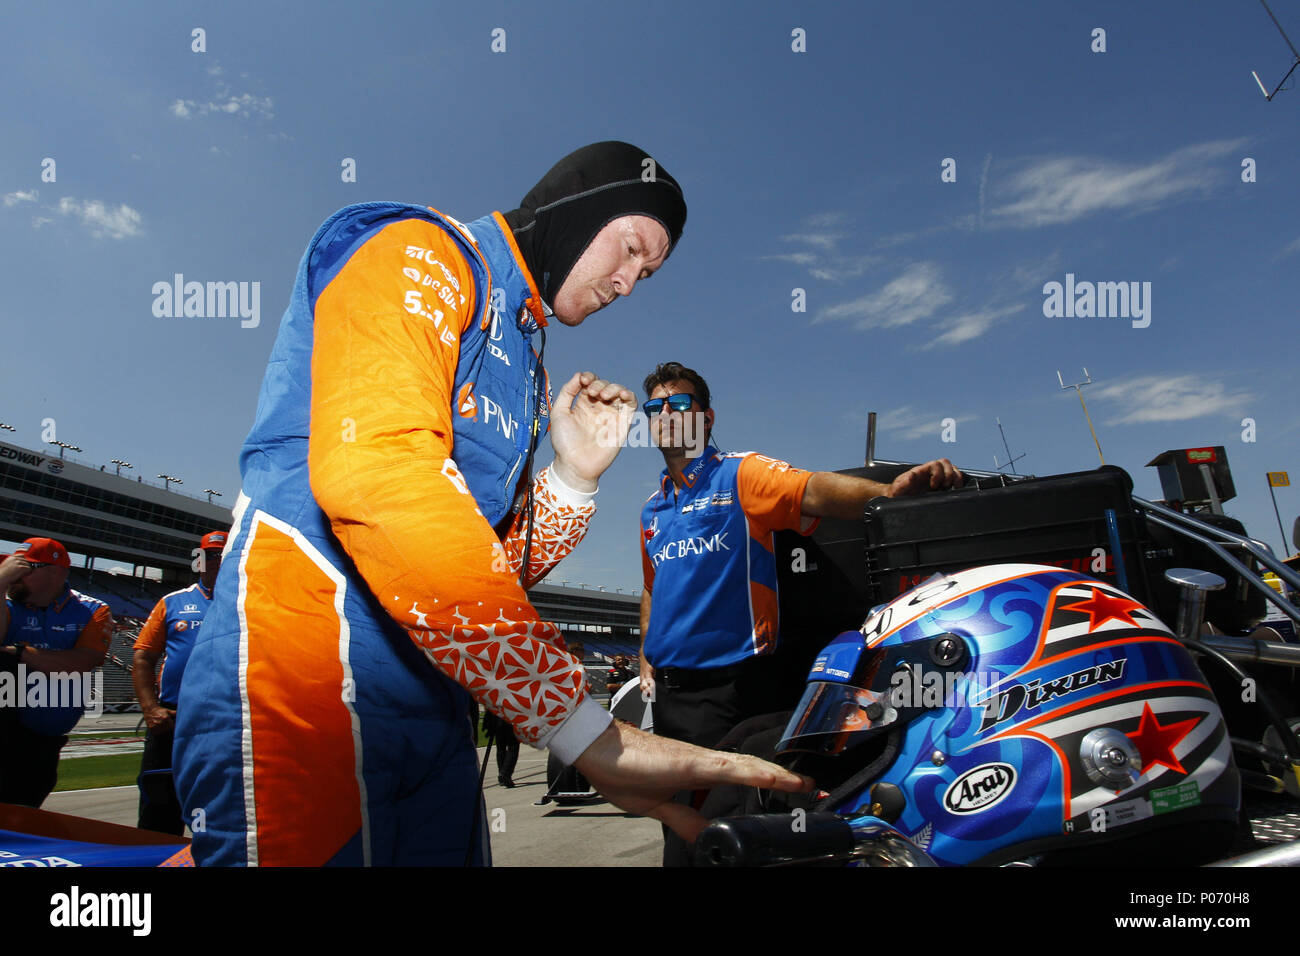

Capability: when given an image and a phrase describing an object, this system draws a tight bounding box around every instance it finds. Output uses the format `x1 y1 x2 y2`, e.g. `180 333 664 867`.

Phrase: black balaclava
503 141 687 305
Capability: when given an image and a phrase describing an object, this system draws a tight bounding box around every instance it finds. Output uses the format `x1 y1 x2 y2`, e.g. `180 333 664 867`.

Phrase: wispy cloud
55 197 143 240
1090 373 1254 425
765 251 818 266
926 304 1026 348
3 190 38 207
780 230 845 252
804 211 847 229
170 60 274 121
810 254 879 281
763 213 881 281
868 404 979 442
988 139 1244 229
171 91 274 120
1273 235 1300 262
816 261 953 329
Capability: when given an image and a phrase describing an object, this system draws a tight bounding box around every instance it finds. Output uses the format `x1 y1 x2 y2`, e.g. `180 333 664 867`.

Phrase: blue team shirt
3 586 113 736
639 447 818 670
134 583 212 708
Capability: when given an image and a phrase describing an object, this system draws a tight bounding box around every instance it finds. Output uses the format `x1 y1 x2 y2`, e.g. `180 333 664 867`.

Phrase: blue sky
2 0 1298 592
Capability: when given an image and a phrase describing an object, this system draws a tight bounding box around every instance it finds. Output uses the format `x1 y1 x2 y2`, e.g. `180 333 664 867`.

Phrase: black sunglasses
643 394 699 416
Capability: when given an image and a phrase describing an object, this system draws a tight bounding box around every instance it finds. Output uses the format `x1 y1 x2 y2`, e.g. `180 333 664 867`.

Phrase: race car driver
173 142 811 866
132 530 227 835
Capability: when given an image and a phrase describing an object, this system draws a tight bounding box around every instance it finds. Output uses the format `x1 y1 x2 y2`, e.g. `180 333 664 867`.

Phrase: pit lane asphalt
44 723 664 866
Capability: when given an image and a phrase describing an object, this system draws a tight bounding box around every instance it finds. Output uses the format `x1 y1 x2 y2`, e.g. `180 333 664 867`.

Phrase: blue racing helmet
776 564 1241 866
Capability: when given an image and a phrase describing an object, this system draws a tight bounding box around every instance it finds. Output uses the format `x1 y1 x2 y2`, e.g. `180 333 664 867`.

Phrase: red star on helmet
1058 587 1147 630
1126 702 1201 776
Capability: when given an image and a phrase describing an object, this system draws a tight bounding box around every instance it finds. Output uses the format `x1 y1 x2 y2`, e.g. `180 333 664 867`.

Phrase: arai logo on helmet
943 763 1017 815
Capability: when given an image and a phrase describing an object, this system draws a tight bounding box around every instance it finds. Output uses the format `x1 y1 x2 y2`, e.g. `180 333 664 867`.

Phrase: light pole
110 458 133 477
204 488 224 504
157 473 183 492
0 423 15 433
1057 368 1104 465
50 440 81 459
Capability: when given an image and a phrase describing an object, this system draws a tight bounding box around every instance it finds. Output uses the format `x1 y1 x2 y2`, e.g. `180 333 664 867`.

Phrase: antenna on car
993 418 1026 475
1251 0 1300 100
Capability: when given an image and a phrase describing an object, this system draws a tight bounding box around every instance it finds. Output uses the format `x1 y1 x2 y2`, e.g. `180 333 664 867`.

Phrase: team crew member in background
132 530 227 835
0 538 113 807
174 142 810 866
481 708 520 788
636 362 962 865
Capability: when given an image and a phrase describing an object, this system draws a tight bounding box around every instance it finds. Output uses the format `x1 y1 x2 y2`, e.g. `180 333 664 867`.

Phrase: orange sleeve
133 599 168 655
499 466 595 590
307 217 586 745
74 604 114 660
736 453 820 537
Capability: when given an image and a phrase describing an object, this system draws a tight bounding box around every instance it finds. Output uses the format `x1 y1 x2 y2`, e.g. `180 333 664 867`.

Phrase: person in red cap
131 530 227 834
0 537 114 807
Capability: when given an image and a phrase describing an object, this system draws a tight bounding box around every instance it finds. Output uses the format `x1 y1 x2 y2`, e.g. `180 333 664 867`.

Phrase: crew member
0 538 113 807
636 362 962 864
132 530 227 835
173 143 811 866
482 708 520 789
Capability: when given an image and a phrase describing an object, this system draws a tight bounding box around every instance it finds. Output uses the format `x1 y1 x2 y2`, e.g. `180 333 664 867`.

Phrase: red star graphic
1126 703 1200 776
1058 588 1147 630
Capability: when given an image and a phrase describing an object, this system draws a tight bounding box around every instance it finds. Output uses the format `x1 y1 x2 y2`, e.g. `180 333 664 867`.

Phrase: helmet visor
776 679 900 757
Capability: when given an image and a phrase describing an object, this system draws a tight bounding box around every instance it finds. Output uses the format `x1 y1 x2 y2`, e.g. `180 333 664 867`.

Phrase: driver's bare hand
550 371 637 492
888 458 963 497
573 720 815 844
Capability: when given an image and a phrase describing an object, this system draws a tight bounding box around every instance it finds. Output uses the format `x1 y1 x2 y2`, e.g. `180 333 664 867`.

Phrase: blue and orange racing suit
174 203 611 865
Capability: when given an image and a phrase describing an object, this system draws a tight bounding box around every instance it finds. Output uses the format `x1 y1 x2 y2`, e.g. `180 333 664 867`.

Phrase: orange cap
14 537 71 568
200 531 228 551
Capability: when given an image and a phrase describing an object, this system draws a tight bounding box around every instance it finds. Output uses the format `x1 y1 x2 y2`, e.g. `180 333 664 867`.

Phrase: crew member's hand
638 656 655 701
550 372 637 493
887 458 963 498
0 555 34 588
145 705 176 732
573 721 815 844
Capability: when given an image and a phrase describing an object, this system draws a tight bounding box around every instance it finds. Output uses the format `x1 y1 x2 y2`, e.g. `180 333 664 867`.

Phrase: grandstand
1 437 646 704
533 582 640 661
1 437 231 706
